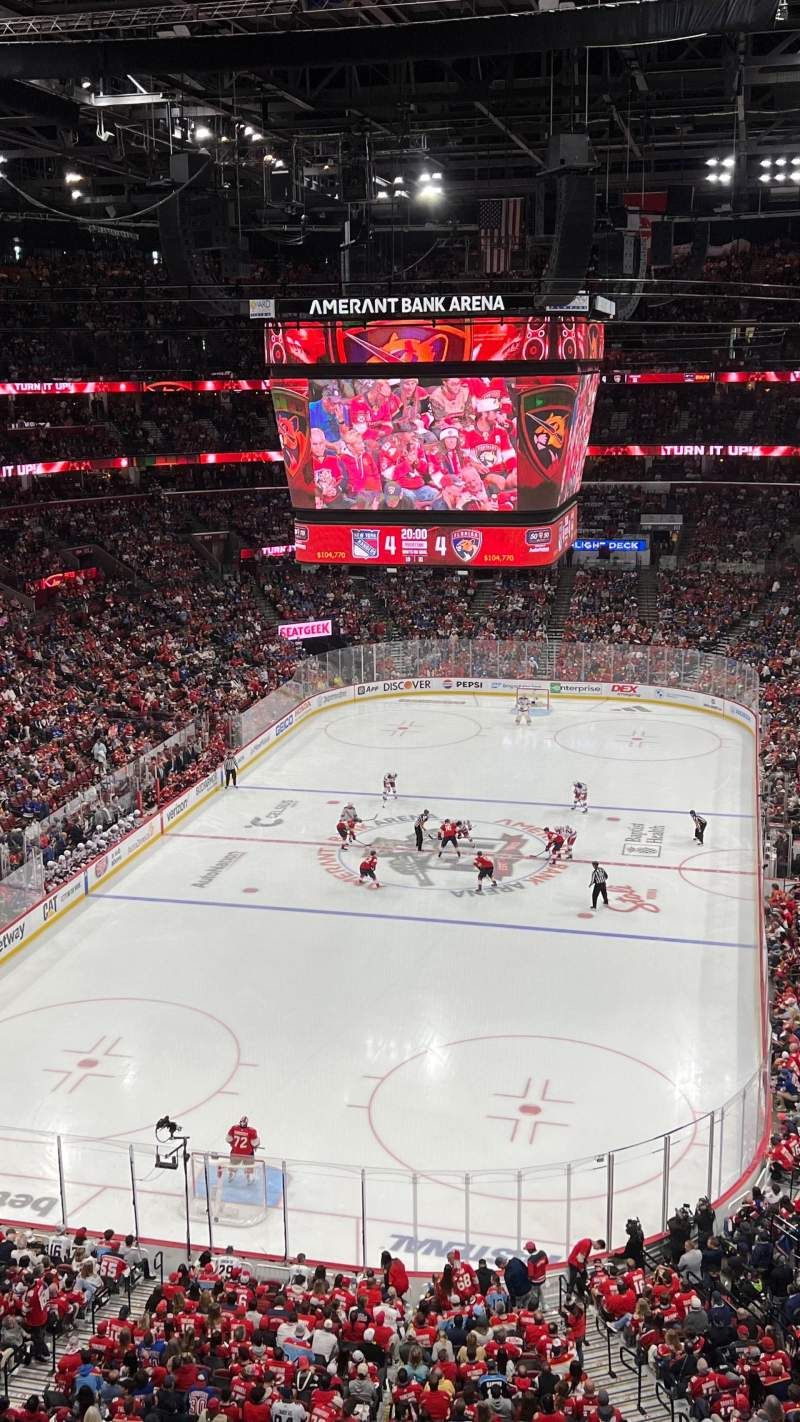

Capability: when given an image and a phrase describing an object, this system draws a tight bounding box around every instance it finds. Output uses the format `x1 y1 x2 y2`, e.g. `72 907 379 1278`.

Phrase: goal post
514 684 551 715
190 1152 277 1227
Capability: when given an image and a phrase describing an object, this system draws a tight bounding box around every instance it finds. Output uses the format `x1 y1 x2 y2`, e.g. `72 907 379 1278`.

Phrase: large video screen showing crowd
271 371 599 515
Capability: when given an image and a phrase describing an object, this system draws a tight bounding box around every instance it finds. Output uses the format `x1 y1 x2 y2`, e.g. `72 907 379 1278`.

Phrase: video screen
271 371 600 514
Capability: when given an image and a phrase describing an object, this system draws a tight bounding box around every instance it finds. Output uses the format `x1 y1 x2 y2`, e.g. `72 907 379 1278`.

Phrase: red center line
171 831 754 876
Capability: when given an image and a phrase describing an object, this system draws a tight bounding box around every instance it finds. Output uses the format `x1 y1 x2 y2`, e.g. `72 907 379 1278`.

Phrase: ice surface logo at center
326 817 565 894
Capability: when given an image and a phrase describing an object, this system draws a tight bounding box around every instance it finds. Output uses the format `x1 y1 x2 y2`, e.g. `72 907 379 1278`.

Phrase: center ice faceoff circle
366 1034 697 1185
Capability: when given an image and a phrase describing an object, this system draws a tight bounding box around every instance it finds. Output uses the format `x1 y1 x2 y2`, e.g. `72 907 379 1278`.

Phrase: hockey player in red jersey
336 815 358 848
544 827 565 863
359 851 381 887
474 852 497 893
438 819 460 858
227 1116 260 1162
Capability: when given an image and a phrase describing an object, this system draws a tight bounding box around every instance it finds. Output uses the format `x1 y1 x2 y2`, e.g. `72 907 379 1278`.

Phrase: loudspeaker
650 222 673 268
541 171 596 304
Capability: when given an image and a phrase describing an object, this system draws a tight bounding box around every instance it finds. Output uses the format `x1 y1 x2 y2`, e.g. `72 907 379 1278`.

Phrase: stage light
274 158 285 170
64 171 83 184
792 157 800 166
775 172 786 182
418 181 443 200
791 171 800 183
393 175 403 185
431 171 443 180
250 131 262 141
244 125 254 136
705 157 719 167
418 170 431 182
717 171 731 184
707 172 719 183
81 78 92 90
194 125 211 141
263 153 274 163
759 173 771 183
760 158 773 168
376 190 389 200
776 156 787 167
721 156 735 168
70 190 81 201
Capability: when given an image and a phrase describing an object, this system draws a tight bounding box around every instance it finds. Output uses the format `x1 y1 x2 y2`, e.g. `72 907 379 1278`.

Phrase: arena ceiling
0 0 799 365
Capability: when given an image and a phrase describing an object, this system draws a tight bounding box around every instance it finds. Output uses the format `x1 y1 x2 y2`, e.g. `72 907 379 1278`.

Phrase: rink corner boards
0 679 757 973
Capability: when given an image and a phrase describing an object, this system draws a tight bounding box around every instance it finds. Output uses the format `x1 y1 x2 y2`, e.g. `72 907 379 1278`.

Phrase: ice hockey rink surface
0 691 763 1269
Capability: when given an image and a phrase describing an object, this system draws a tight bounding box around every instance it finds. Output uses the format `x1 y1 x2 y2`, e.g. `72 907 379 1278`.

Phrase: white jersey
383 774 397 798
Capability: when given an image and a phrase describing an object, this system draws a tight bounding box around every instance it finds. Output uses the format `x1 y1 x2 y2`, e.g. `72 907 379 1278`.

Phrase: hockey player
438 818 461 858
544 827 565 863
342 803 360 824
382 772 398 804
414 809 431 851
561 825 577 860
572 781 589 815
227 1116 260 1162
456 819 474 846
690 809 707 845
336 814 357 848
515 694 532 726
474 852 497 893
358 850 381 888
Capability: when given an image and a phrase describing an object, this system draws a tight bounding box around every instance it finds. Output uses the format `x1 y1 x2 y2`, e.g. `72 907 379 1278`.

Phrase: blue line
235 782 754 820
93 890 755 952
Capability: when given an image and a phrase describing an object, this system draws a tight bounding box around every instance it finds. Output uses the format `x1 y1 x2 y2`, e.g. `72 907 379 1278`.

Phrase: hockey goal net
514 684 551 715
190 1153 271 1228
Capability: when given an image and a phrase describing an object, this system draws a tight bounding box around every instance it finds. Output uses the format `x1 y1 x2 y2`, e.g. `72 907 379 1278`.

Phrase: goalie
515 693 532 725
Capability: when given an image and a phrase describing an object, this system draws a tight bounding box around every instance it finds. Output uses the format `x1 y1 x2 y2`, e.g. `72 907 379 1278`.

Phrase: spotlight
194 124 212 141
775 172 786 182
759 173 771 183
776 156 787 167
244 125 254 136
64 171 83 184
418 170 431 182
250 131 262 141
707 172 719 183
376 190 389 200
705 157 719 167
760 158 773 168
81 79 92 90
393 175 403 185
721 156 735 169
717 171 731 184
70 190 81 201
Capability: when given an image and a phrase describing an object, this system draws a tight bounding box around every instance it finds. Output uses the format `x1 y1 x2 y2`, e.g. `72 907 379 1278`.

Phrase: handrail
618 1343 647 1415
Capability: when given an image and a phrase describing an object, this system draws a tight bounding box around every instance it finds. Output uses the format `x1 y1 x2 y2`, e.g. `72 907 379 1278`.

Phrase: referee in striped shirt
589 861 609 909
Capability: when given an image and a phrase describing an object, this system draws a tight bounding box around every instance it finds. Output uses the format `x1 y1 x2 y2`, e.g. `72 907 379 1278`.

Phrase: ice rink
0 690 764 1268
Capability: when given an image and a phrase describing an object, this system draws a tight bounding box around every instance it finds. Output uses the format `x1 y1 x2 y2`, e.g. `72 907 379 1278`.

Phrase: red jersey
440 820 457 838
462 425 515 474
360 853 377 874
475 854 494 871
227 1123 260 1157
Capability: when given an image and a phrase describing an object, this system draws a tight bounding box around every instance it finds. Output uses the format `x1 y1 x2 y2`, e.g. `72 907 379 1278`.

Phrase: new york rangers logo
451 528 483 563
351 528 381 560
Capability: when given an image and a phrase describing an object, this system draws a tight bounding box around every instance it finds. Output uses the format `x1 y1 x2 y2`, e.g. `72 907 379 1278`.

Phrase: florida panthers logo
334 322 468 365
451 528 483 563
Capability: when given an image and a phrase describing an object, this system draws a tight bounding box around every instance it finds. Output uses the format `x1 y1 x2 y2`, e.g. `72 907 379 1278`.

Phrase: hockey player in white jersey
515 694 532 725
382 772 398 804
572 781 589 814
560 824 577 860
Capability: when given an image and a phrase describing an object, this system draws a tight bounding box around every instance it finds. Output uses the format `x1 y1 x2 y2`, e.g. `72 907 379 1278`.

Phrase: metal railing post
360 1169 367 1269
516 1171 523 1252
281 1159 289 1260
738 1086 747 1170
412 1173 419 1273
202 1154 214 1251
717 1105 725 1198
129 1145 141 1245
661 1135 671 1233
464 1173 470 1250
706 1111 715 1201
606 1152 615 1248
56 1135 68 1225
565 1163 572 1259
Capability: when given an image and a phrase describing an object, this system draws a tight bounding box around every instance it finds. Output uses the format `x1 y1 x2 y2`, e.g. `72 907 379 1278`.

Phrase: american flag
479 197 524 274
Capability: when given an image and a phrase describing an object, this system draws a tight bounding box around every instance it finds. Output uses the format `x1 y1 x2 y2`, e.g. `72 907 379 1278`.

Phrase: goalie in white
515 693 532 725
572 781 589 814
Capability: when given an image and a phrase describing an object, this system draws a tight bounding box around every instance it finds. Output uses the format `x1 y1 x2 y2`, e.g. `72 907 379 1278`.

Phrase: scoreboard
295 506 577 567
264 295 603 569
